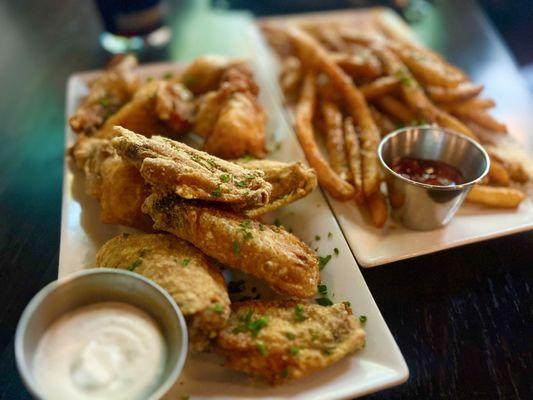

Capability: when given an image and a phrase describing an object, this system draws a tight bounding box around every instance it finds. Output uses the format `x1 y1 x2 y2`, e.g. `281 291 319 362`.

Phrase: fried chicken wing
96 233 230 351
142 193 320 298
215 300 366 385
69 54 140 135
178 55 238 95
71 135 152 230
111 127 271 207
192 64 267 159
234 159 318 217
94 80 194 139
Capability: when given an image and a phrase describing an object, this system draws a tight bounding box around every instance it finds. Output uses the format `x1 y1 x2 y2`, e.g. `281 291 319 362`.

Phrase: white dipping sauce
33 302 167 400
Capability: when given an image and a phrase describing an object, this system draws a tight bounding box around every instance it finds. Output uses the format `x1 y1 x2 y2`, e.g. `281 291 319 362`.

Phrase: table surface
0 0 531 399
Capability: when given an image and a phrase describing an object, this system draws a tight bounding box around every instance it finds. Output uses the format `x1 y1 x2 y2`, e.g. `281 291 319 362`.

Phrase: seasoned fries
261 14 529 226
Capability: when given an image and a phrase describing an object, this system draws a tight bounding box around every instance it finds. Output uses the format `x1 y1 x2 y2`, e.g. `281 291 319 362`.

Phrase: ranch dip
33 301 167 400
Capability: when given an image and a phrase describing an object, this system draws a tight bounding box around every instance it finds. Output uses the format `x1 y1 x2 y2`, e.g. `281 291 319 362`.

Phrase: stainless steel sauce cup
15 268 188 400
378 126 490 230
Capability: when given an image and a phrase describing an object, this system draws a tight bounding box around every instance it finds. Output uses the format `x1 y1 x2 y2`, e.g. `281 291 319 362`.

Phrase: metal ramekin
15 268 188 400
378 126 490 230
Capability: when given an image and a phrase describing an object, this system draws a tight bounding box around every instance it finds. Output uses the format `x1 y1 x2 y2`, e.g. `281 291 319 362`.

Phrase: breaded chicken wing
234 159 318 217
71 135 152 230
94 80 194 139
192 64 267 159
215 300 366 385
69 54 140 135
111 127 271 207
96 233 231 351
179 55 238 95
142 193 320 298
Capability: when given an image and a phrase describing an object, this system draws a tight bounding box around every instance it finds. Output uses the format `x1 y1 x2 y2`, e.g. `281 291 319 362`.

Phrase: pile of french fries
261 20 528 227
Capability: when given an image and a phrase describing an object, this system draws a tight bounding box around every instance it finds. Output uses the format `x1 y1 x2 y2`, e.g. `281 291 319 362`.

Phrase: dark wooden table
0 0 531 399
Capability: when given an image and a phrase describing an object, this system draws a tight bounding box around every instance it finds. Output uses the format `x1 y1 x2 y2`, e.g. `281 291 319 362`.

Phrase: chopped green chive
289 346 300 356
99 96 110 107
315 235 321 241
274 218 281 227
181 258 190 266
127 259 142 271
212 304 224 314
233 241 240 255
328 232 333 239
359 315 367 324
285 332 296 340
240 219 251 228
236 180 248 188
243 231 253 241
317 284 328 295
316 297 334 307
333 248 339 256
163 72 173 79
220 174 230 183
294 304 306 322
211 188 222 197
257 342 268 356
280 368 289 378
319 255 332 270
259 223 265 231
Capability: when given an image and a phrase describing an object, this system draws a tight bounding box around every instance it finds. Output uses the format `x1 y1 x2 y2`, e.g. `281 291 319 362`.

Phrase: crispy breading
179 55 238 95
234 159 317 217
192 64 267 159
111 127 271 207
71 135 152 230
69 54 140 135
94 80 194 139
142 193 320 298
215 300 366 385
96 233 231 351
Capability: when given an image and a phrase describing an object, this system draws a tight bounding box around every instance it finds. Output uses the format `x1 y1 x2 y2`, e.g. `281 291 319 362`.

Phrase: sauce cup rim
15 268 188 400
377 125 490 191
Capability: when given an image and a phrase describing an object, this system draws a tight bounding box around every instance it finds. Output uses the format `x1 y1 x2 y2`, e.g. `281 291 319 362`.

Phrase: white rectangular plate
249 20 533 268
59 59 408 399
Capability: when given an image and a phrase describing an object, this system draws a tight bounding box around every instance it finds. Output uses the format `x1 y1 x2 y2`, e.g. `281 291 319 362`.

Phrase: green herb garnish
294 304 306 322
181 258 190 266
259 224 265 231
212 304 224 314
211 188 222 197
220 174 230 183
285 332 296 340
233 241 240 255
127 259 142 272
236 180 248 188
359 315 367 324
280 368 289 378
317 284 328 295
318 255 332 270
274 218 281 227
316 297 333 307
257 342 268 356
289 346 300 356
328 232 333 239
163 72 173 79
315 235 321 241
333 248 339 256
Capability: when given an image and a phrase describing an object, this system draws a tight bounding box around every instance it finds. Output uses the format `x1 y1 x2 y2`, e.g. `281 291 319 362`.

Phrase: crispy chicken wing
71 135 152 230
234 159 318 217
111 127 271 207
94 80 194 139
69 54 140 135
215 300 366 385
96 233 231 351
192 64 267 159
142 193 320 298
179 55 238 95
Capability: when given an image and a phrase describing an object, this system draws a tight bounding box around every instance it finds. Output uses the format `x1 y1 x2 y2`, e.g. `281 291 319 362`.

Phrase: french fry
390 43 466 87
367 192 388 228
450 108 508 133
488 159 511 186
440 97 495 111
315 28 347 51
295 72 355 200
433 108 478 140
360 76 400 100
321 100 352 181
425 82 484 103
370 106 397 136
286 26 383 198
375 95 415 123
279 57 302 100
343 117 364 203
467 185 525 209
330 52 382 78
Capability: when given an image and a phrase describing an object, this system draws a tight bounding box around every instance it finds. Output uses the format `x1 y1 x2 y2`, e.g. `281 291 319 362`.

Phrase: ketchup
391 157 464 186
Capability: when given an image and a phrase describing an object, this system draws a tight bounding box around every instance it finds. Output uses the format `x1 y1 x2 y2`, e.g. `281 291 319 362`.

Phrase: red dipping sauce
392 157 465 186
